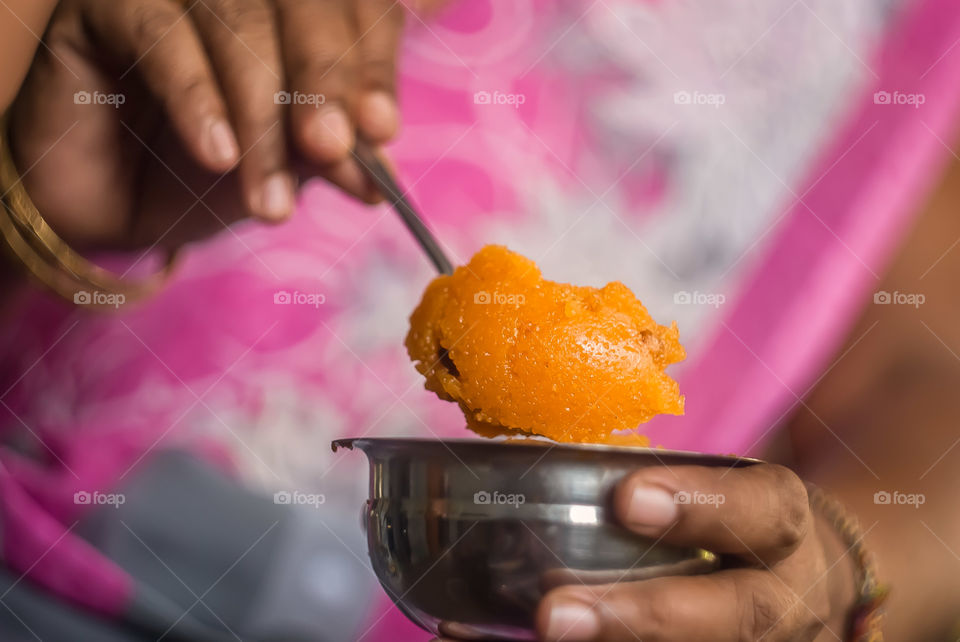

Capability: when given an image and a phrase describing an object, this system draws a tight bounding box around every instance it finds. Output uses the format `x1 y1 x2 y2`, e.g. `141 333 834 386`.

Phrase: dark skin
3 2 960 640
518 149 960 642
8 0 413 251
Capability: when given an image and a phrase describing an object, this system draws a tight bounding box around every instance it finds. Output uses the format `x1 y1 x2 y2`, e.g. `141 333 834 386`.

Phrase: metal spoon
352 139 454 275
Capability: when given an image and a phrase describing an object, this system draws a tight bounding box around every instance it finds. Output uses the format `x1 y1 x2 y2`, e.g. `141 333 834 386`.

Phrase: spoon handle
353 139 454 275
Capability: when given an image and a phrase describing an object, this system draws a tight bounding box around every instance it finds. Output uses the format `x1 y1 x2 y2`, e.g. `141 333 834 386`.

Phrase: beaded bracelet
806 483 890 642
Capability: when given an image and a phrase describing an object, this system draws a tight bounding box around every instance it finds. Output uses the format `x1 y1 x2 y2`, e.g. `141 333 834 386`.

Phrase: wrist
1 113 174 307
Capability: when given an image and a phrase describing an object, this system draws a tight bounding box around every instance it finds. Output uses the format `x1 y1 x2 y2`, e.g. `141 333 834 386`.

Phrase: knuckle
242 73 282 103
176 75 212 104
286 53 353 88
233 100 278 134
171 76 229 124
737 580 786 642
764 465 810 554
244 113 283 141
365 2 404 30
360 58 396 87
130 4 181 46
230 76 283 124
206 0 271 32
774 599 827 642
360 0 404 22
44 9 81 52
642 591 676 634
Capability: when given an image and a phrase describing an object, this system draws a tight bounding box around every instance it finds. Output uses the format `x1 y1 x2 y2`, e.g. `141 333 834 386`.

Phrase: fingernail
625 484 678 528
311 107 352 158
207 119 238 165
258 173 294 220
359 91 399 140
545 600 600 641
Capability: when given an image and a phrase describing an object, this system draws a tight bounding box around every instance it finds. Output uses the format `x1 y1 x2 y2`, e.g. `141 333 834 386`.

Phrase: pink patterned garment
2 0 960 638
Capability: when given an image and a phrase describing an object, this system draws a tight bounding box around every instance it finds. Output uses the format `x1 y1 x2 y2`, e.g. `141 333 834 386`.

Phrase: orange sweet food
405 245 685 444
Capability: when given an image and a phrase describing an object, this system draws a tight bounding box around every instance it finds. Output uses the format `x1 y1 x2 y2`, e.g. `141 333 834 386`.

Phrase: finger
276 0 357 164
85 0 239 171
324 157 382 203
288 154 382 204
537 571 825 642
192 0 294 221
354 0 404 142
613 464 810 565
435 619 497 640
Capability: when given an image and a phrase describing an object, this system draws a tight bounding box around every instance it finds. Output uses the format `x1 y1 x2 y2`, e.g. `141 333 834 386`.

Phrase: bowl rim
331 437 763 467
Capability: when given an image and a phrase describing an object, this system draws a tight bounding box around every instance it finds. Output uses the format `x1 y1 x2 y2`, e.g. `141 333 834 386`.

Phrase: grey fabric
0 565 143 641
0 450 375 641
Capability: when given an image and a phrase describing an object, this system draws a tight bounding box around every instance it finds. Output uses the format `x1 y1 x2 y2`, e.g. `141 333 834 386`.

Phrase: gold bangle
0 111 174 306
806 483 890 642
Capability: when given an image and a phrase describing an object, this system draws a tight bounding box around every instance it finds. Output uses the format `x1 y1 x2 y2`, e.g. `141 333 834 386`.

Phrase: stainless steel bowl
332 438 756 640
